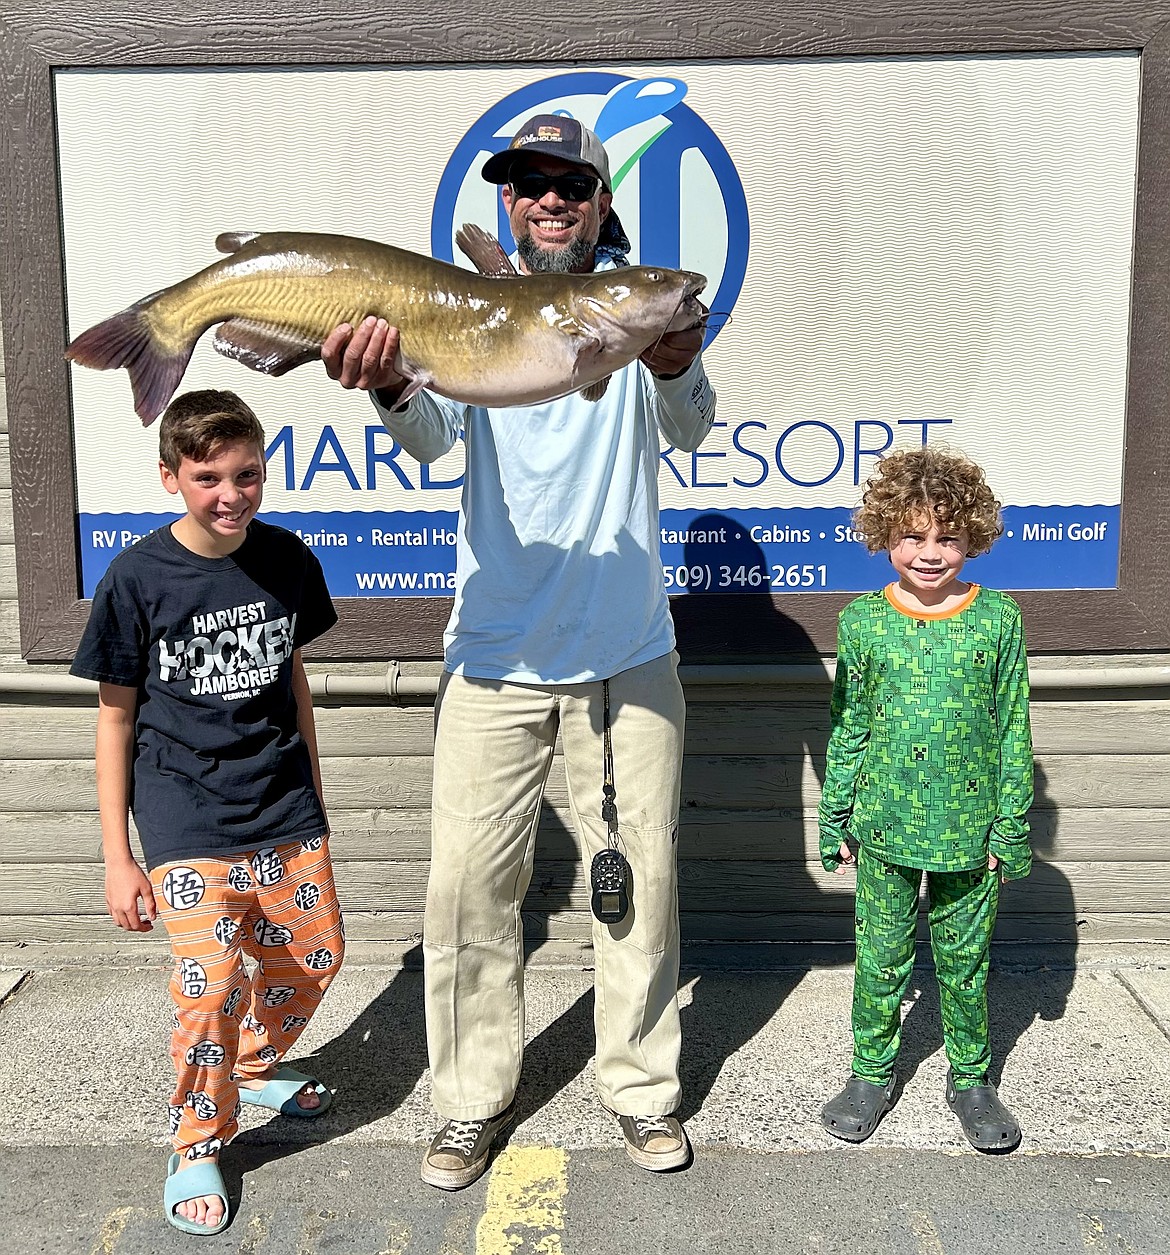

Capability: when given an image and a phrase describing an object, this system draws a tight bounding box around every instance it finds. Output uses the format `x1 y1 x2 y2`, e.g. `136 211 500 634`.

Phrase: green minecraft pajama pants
851 847 999 1091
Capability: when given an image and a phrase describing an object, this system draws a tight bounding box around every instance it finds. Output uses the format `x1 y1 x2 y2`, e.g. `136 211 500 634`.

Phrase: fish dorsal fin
215 231 261 254
456 223 518 278
579 377 611 402
213 318 322 376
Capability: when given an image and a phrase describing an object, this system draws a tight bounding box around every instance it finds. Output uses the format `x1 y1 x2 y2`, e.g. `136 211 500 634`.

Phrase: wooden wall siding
0 693 1166 945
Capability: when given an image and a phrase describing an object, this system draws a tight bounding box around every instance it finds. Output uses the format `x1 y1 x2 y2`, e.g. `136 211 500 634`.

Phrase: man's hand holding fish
638 316 707 378
321 317 406 399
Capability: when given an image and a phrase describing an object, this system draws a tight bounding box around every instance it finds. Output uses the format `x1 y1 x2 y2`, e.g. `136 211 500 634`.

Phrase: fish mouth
666 273 709 333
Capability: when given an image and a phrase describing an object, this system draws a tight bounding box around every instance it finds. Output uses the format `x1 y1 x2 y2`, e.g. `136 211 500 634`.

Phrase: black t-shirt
70 520 338 870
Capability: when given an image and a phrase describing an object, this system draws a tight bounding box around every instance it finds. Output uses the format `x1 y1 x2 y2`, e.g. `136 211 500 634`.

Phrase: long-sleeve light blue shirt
372 310 716 683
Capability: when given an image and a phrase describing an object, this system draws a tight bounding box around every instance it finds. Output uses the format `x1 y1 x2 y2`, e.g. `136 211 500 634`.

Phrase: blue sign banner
80 503 1119 598
656 505 1120 593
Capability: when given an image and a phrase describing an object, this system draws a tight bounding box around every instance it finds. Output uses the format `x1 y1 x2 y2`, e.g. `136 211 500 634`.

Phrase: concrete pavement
1 941 1168 1252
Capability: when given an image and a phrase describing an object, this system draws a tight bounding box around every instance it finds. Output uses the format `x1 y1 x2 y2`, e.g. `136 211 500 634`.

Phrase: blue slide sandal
164 1151 230 1235
237 1065 333 1118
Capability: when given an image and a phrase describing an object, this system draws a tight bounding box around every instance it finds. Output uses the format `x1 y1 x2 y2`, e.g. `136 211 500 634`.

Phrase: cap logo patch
512 127 565 150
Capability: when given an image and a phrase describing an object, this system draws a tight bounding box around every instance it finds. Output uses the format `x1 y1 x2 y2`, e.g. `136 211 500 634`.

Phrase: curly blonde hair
853 446 1003 555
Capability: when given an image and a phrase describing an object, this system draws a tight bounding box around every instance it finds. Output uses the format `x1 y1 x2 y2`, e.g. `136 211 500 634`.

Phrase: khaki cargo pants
424 651 685 1120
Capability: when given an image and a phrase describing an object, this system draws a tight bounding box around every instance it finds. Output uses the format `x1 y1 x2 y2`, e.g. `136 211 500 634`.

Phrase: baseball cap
481 114 613 190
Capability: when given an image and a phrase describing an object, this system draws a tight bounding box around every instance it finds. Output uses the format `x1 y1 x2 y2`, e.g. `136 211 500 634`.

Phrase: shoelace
633 1115 673 1136
435 1118 486 1155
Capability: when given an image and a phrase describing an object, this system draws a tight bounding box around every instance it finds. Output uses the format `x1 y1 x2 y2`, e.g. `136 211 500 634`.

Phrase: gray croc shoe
821 1075 897 1143
945 1069 1022 1152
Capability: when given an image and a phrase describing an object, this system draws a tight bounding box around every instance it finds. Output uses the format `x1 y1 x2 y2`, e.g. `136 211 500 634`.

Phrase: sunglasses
510 170 602 202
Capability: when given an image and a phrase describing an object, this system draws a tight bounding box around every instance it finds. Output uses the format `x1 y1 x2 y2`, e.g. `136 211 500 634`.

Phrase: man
322 114 717 1188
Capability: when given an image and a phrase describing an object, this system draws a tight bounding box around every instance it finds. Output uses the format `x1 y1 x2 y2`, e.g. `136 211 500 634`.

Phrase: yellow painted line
299 1206 339 1254
90 1207 138 1255
237 1211 273 1253
1079 1213 1107 1248
476 1145 569 1255
907 1209 946 1255
376 1220 413 1255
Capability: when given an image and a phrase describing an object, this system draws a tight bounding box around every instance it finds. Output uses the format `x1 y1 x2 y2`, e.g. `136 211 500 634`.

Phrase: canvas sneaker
420 1101 516 1190
614 1112 691 1171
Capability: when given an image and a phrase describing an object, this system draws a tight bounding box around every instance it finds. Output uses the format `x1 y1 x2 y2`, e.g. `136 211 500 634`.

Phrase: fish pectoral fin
213 319 323 376
456 223 518 278
578 376 611 402
556 317 604 352
560 322 606 379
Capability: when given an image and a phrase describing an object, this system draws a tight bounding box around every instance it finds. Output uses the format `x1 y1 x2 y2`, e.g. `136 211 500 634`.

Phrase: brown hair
853 445 1004 556
158 390 265 472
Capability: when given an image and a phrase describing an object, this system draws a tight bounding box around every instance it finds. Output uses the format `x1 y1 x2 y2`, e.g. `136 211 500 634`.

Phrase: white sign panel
57 53 1137 597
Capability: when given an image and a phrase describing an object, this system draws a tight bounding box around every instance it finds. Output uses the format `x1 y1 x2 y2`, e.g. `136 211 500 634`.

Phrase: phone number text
663 563 829 591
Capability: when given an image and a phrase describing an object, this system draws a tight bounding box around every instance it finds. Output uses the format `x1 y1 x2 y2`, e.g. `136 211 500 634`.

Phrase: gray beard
517 234 595 274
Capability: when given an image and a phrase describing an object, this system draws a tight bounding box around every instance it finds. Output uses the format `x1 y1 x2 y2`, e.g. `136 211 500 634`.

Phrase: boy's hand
988 853 1009 885
833 841 856 876
105 859 157 932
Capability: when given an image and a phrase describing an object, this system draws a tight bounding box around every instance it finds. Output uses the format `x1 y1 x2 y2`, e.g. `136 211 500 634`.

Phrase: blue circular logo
432 71 749 345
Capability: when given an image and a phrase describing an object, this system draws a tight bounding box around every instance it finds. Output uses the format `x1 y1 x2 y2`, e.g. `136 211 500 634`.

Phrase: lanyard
602 678 619 848
592 679 630 923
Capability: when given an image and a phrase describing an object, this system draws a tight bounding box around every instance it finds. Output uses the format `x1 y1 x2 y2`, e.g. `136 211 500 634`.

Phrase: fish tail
65 295 195 426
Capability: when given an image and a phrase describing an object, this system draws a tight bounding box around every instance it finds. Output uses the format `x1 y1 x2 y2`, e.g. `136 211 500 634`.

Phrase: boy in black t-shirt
71 390 343 1235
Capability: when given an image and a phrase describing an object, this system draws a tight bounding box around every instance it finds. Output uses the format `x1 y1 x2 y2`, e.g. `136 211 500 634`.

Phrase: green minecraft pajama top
819 584 1033 1087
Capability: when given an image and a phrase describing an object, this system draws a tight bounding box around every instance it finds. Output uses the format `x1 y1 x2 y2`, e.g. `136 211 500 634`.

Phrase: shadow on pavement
230 942 428 1171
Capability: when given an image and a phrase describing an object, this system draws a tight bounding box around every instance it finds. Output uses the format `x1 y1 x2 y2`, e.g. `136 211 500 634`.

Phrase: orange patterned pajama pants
150 835 344 1158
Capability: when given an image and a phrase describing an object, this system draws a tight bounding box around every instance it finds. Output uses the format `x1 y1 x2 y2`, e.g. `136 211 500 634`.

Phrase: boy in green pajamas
818 446 1033 1152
